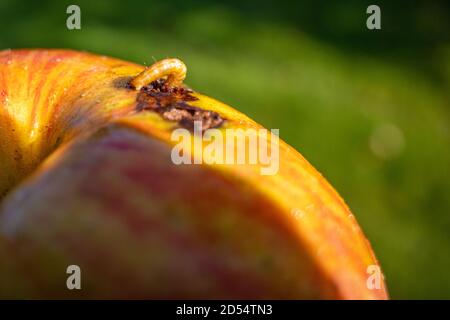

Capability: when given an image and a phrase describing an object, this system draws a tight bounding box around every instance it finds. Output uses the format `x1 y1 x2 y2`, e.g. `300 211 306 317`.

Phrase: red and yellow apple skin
0 49 388 299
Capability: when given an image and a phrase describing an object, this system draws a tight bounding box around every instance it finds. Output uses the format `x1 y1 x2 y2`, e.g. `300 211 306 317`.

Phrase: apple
0 49 387 299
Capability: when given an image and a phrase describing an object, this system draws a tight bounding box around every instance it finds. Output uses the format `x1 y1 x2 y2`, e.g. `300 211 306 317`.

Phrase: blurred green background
0 0 449 299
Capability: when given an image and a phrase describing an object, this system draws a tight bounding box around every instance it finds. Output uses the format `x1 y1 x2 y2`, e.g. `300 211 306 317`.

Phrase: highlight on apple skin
0 49 388 299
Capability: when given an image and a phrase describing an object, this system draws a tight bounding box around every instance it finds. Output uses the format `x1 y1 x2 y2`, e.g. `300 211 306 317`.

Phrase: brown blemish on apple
133 79 225 132
127 58 225 131
112 76 134 89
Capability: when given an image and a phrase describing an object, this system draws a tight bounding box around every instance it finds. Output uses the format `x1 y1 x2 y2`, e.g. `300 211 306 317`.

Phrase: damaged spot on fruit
112 76 134 89
132 78 225 132
126 58 225 131
135 79 225 131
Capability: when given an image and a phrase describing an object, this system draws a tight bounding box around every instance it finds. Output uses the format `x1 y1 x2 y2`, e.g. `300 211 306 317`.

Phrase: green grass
0 0 449 299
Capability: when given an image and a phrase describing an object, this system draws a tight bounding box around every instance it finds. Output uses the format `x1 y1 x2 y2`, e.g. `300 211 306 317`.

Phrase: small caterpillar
130 58 187 90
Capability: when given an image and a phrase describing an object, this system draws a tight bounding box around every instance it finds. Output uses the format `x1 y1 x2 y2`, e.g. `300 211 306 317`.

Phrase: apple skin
0 49 388 299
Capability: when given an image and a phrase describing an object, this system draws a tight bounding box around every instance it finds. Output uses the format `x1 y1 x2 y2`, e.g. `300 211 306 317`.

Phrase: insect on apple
130 58 187 90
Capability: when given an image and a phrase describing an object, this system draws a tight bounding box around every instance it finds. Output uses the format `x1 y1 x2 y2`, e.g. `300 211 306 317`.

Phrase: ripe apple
0 49 388 299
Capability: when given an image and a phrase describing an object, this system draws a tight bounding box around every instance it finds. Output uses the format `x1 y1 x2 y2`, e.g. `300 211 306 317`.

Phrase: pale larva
130 58 187 90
